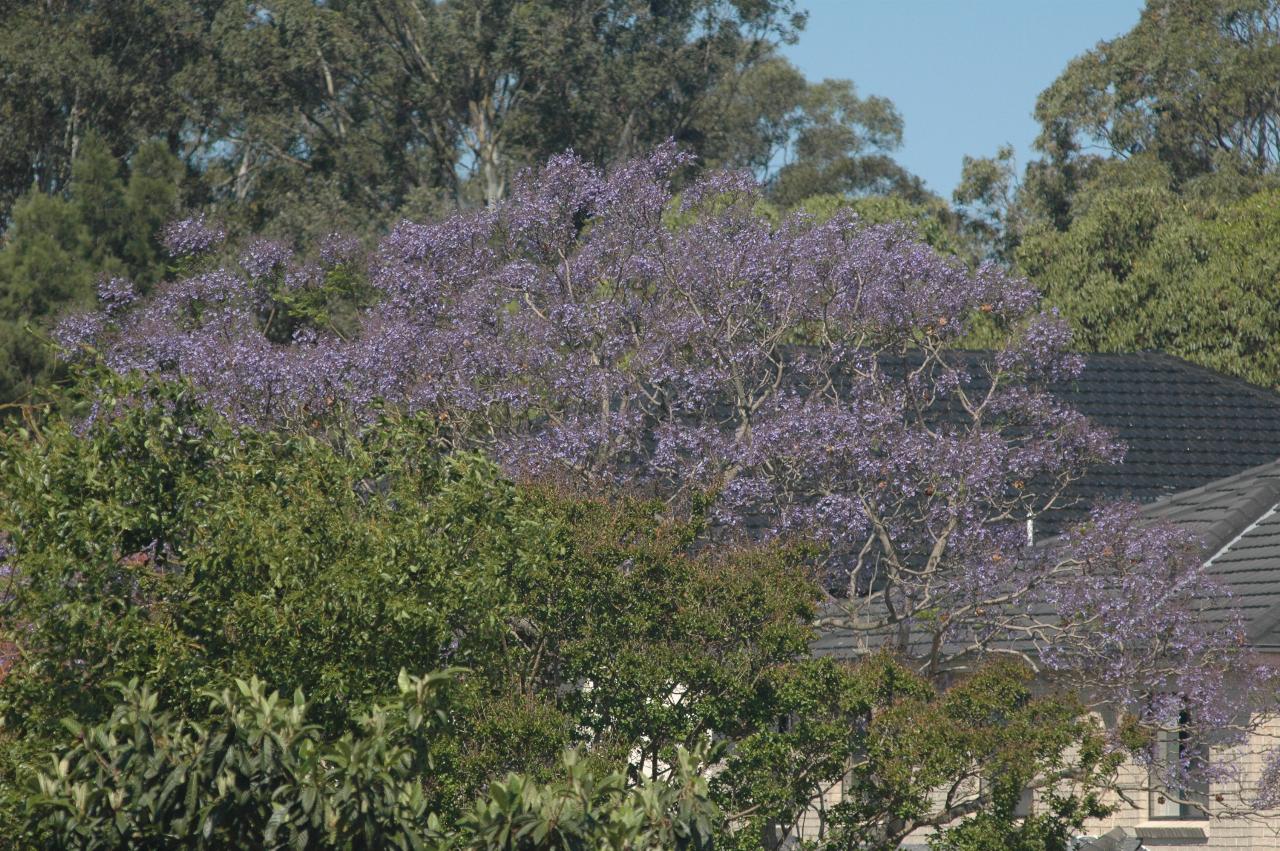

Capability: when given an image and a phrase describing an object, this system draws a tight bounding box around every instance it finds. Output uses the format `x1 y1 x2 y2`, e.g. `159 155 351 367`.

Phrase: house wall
1076 713 1280 850
786 717 1280 849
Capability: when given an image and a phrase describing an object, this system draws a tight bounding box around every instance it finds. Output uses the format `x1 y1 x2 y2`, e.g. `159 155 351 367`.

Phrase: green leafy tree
168 0 820 217
0 372 811 831
768 79 926 208
1 374 1126 848
24 672 458 850
0 191 95 407
716 659 1116 850
953 144 1022 260
695 57 927 211
990 0 1280 242
0 133 184 406
957 1 1280 251
1 0 923 230
20 671 721 850
1016 182 1186 351
952 1 1280 383
0 376 527 739
1024 185 1280 387
791 193 975 260
0 0 215 227
1137 188 1280 383
1035 0 1280 182
454 746 718 851
697 56 811 178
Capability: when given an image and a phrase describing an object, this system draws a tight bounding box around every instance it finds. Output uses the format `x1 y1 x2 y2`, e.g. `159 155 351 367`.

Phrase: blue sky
781 1 1145 198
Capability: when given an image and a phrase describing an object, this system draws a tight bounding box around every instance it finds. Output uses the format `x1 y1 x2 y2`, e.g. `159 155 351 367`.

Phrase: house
1069 459 1280 850
808 353 1280 850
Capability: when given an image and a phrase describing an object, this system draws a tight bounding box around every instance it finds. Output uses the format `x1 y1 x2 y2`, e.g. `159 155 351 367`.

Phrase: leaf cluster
0 133 184 407
21 670 720 850
1020 183 1280 387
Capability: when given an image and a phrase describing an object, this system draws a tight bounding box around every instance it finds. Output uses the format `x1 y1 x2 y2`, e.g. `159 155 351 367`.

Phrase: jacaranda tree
55 145 1277 830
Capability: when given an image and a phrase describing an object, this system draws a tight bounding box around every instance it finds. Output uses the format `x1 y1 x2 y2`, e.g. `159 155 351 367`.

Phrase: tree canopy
0 0 939 408
0 0 928 228
7 2 1280 846
3 372 1121 849
38 146 1277 840
1036 0 1280 182
952 0 1280 386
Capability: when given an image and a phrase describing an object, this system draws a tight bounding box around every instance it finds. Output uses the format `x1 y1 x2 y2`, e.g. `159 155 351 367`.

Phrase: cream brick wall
792 774 850 841
1076 713 1280 850
786 716 1280 849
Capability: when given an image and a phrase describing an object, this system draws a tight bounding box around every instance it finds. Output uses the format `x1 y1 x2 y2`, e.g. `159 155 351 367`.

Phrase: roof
1138 459 1280 645
869 351 1280 534
811 462 1280 661
1048 352 1280 510
812 460 1280 661
813 354 1280 658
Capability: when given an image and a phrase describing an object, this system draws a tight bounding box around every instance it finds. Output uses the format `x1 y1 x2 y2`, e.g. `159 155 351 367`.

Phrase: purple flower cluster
64 144 1276 800
996 308 1085 381
319 232 361 266
0 534 12 599
53 145 1139 571
239 238 293 279
53 310 107 356
161 215 226 258
1032 503 1276 798
96 277 137 316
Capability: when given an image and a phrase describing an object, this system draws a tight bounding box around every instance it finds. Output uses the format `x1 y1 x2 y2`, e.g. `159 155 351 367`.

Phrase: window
1014 785 1034 818
978 776 1033 818
1148 713 1209 820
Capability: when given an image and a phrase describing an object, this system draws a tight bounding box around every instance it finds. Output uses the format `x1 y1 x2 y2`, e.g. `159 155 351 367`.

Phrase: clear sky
781 0 1145 199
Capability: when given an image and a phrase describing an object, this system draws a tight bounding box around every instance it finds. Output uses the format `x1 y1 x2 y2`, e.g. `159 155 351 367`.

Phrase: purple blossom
239 238 293 279
996 309 1085 380
319 232 361 266
0 534 13 606
161 215 226 258
283 262 324 292
96 277 137 316
53 311 107 355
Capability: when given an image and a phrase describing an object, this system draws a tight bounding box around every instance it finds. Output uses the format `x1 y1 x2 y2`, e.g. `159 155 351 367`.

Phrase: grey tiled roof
811 461 1280 660
871 351 1280 534
1049 352 1280 513
1138 459 1280 643
1140 459 1280 559
812 354 1280 658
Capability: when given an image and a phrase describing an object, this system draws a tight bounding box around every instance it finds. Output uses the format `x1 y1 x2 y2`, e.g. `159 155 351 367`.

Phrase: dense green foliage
0 0 930 225
960 0 1280 245
0 133 184 405
952 0 1280 386
788 193 974 259
1034 0 1280 187
22 672 721 850
1019 184 1280 386
0 375 1122 848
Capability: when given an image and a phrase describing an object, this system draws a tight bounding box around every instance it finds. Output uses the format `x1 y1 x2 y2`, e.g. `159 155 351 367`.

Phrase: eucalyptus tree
1036 0 1280 183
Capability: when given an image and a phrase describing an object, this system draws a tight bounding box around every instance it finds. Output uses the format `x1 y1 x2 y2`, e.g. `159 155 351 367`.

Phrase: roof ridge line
1133 351 1280 404
1139 458 1280 516
1206 502 1280 568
